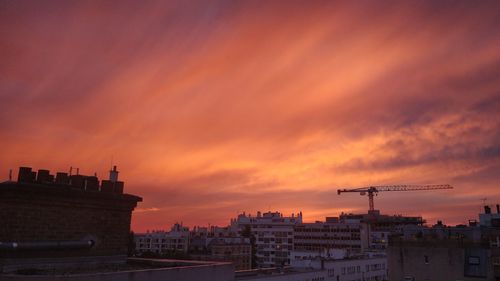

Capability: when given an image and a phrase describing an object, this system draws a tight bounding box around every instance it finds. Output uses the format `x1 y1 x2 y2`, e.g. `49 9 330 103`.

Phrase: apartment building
210 237 253 270
339 210 424 250
135 223 190 254
291 249 387 281
294 217 369 253
388 206 500 281
232 211 303 268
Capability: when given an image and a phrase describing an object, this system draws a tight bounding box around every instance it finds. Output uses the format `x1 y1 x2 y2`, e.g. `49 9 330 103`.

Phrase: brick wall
0 182 141 260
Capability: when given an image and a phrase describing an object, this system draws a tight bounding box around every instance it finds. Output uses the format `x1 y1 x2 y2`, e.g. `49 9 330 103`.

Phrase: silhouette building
0 166 234 281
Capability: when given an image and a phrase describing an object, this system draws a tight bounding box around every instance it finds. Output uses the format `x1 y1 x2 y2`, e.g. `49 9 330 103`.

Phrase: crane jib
336 184 453 212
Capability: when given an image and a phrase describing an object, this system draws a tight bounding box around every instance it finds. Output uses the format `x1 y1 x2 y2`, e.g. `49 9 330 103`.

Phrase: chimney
114 181 124 194
36 169 51 183
109 166 119 183
55 172 69 185
18 167 34 183
497 204 500 214
85 176 100 192
484 205 492 214
70 175 85 190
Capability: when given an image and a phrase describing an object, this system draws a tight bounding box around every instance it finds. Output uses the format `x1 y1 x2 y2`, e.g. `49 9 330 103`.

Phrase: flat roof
1 258 233 277
235 267 324 280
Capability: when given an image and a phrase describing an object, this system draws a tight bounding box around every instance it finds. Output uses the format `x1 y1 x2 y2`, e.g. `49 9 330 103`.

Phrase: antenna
480 198 488 213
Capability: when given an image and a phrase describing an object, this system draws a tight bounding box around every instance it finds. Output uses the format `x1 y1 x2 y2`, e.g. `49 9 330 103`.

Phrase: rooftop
1 258 234 280
235 266 324 280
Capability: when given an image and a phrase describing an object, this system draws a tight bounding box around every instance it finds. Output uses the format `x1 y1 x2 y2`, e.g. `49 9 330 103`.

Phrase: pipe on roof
0 240 94 251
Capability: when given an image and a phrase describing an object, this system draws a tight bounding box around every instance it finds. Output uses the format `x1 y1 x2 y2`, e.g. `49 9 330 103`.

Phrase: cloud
135 207 161 213
1 1 500 231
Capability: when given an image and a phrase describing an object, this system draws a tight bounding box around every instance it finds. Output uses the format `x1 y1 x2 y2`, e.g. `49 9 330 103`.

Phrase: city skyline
1 1 500 232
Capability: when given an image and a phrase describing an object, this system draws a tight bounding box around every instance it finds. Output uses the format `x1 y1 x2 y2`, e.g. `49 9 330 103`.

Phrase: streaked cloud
1 0 499 231
135 207 161 213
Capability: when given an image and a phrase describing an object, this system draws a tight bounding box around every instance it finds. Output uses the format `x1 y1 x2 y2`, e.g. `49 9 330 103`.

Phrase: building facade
388 206 500 281
294 219 369 253
339 210 424 250
210 237 253 270
232 211 303 268
291 250 388 281
0 166 141 273
135 223 190 254
388 239 491 281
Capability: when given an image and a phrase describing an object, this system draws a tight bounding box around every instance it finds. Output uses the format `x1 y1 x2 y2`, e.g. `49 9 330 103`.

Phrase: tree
241 225 257 268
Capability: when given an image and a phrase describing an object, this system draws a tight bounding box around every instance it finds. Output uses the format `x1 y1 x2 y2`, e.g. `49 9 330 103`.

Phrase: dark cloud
451 163 500 185
337 137 500 172
470 92 500 114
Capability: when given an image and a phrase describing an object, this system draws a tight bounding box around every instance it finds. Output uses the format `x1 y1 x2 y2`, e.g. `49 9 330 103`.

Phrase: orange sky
1 1 500 232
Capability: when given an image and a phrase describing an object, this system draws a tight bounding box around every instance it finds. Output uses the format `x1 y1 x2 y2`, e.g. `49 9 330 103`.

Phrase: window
468 256 480 265
328 269 335 277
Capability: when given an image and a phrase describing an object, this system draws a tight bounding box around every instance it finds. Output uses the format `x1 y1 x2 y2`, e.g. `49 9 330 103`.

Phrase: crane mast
337 184 453 212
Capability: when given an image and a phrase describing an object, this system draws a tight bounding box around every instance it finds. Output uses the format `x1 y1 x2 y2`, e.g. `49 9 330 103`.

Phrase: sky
1 1 500 232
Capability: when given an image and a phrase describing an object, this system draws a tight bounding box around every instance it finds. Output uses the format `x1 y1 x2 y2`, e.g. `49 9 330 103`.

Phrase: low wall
0 258 235 281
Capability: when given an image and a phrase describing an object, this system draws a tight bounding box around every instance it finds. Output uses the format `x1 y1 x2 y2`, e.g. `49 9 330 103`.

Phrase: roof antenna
480 198 488 213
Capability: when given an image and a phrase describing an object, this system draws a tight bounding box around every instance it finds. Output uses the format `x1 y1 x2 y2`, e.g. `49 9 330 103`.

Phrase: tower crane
337 184 453 212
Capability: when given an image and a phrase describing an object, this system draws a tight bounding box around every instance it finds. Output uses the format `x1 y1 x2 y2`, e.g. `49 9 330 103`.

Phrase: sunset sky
1 1 499 232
